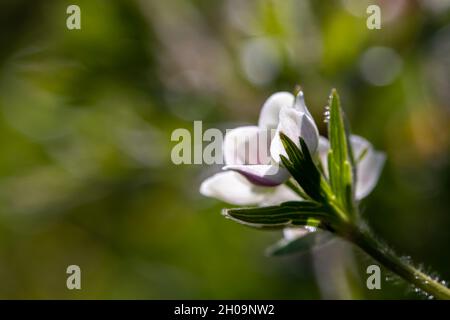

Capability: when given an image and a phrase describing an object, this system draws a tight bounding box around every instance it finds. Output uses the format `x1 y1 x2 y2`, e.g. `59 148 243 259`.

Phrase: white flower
200 171 301 206
200 90 319 206
200 89 386 244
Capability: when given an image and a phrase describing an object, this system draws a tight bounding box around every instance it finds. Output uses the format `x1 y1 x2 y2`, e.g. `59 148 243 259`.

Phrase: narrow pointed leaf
279 133 324 201
222 201 329 229
327 89 354 211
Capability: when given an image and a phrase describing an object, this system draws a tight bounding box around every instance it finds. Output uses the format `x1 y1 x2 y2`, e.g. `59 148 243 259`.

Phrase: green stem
344 226 450 300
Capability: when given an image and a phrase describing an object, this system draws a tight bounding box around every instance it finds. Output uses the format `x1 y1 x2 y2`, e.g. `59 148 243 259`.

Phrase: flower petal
350 135 371 161
283 226 317 241
260 184 302 205
223 126 271 166
355 150 386 200
258 92 295 130
270 107 319 163
350 135 386 200
199 171 266 205
293 90 313 119
318 136 330 177
223 164 290 186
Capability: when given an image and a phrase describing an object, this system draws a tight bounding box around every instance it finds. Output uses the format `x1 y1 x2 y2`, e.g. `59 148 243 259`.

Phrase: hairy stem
344 226 450 300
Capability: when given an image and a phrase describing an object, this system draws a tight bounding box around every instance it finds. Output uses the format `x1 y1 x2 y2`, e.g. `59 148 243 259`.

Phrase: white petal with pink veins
223 164 290 186
199 171 266 205
223 126 269 165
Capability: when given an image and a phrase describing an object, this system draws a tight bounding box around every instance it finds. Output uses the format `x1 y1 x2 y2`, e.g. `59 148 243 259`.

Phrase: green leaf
222 201 329 229
327 89 354 210
266 231 334 256
279 133 324 202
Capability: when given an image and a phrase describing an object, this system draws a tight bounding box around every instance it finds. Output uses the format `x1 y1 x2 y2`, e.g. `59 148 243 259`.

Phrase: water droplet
323 107 330 123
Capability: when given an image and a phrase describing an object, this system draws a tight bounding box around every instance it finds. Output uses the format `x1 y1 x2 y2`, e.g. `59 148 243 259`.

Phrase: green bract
223 89 358 242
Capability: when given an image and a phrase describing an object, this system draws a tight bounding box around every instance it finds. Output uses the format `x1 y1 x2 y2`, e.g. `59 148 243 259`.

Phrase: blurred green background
0 0 449 299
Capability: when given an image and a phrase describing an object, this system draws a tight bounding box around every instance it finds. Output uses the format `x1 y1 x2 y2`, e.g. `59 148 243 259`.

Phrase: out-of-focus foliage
0 0 448 299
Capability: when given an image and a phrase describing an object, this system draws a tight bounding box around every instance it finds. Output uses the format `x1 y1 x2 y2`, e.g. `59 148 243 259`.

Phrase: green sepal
327 89 354 211
279 133 324 202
